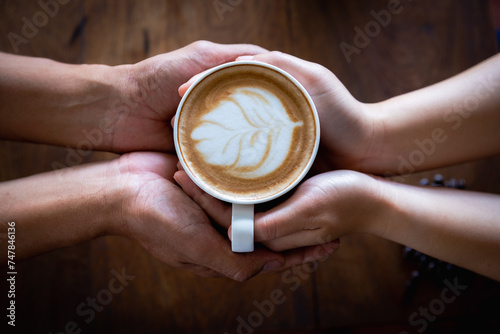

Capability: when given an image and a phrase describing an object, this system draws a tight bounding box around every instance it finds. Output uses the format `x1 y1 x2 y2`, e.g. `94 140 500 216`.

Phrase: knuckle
311 63 330 78
193 190 210 208
266 50 286 61
190 40 212 51
262 240 282 252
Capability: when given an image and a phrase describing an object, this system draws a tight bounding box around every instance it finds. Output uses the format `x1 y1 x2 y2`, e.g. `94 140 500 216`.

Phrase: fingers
187 40 269 68
178 69 211 97
261 229 329 252
261 240 340 274
177 40 269 97
118 152 179 181
173 170 232 229
236 52 341 99
209 246 286 281
237 51 311 74
181 264 224 279
257 212 333 252
151 183 286 282
284 240 340 268
254 205 301 242
177 51 304 97
237 51 329 87
172 171 341 280
253 181 325 242
185 225 286 281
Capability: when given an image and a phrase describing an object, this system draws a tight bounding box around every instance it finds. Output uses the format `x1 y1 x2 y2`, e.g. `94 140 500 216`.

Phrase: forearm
364 54 500 175
372 180 500 280
0 52 130 149
0 160 125 262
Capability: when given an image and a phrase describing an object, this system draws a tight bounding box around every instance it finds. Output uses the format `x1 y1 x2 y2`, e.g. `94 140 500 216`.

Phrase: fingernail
173 171 181 184
263 260 283 272
237 55 255 61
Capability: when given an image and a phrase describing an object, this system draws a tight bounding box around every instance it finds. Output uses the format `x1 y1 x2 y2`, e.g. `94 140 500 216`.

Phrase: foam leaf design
191 87 303 179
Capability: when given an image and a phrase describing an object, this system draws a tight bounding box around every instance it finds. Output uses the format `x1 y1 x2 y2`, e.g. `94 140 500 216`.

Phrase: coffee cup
174 61 319 252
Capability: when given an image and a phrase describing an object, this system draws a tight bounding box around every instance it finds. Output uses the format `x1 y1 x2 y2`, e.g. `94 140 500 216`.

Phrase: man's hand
105 41 268 153
0 41 267 154
112 152 289 281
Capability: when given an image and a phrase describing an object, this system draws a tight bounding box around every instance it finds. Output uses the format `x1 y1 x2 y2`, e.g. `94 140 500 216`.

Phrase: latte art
175 63 318 202
191 87 303 179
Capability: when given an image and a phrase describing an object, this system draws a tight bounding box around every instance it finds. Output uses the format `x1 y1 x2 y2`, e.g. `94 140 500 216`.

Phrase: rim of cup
173 60 320 205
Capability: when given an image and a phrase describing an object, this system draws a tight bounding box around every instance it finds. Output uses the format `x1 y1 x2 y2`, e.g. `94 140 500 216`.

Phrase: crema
176 63 317 202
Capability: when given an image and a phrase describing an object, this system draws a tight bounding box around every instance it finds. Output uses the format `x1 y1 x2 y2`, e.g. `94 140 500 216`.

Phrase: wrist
55 159 127 241
104 155 160 241
0 54 131 149
355 101 392 175
319 171 393 236
74 63 134 152
0 160 128 260
99 157 137 239
358 176 398 237
356 174 395 237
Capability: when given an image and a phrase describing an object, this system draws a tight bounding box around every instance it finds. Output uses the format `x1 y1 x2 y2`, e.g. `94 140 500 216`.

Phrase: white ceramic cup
174 61 319 252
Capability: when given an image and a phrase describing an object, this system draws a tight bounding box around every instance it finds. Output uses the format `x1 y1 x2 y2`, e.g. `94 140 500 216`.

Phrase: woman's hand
178 51 377 172
251 171 385 251
175 164 500 281
173 170 342 269
175 169 384 250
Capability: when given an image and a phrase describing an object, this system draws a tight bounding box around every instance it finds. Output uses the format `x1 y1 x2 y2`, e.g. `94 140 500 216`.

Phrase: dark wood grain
0 0 499 333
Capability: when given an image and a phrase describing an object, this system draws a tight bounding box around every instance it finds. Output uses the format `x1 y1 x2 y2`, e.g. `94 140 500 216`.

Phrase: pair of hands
104 41 375 280
104 42 500 282
3 40 499 280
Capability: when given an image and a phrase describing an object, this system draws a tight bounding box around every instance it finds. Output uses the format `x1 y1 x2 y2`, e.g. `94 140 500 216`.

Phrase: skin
0 41 340 281
176 52 500 281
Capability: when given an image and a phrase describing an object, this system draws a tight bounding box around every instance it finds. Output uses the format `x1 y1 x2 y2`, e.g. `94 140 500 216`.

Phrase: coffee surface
176 64 317 202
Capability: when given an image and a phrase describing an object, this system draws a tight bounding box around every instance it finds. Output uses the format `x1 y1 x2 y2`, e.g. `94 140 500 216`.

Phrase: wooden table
1 0 499 333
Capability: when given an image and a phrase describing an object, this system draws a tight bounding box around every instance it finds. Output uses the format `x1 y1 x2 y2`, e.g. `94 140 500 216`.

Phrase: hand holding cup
174 61 320 252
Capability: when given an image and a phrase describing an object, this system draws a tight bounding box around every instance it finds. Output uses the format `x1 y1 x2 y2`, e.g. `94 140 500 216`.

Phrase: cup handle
231 203 254 252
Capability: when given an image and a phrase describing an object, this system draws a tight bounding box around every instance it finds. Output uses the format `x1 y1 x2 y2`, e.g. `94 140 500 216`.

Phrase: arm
174 51 500 278
0 152 286 281
379 179 500 278
366 54 500 174
0 156 123 258
0 41 268 153
0 52 122 149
